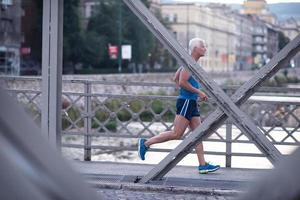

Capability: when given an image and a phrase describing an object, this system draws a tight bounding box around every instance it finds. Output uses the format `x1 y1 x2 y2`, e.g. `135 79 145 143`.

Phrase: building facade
280 18 300 40
150 0 161 14
234 13 253 70
248 15 268 68
161 3 241 72
80 0 161 28
242 0 277 25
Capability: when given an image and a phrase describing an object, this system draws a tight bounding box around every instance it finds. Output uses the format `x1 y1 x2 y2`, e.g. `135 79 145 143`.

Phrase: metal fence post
226 120 232 168
84 82 92 161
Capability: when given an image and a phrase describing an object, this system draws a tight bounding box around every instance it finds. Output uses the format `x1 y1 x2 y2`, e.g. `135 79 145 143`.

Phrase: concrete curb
88 180 243 197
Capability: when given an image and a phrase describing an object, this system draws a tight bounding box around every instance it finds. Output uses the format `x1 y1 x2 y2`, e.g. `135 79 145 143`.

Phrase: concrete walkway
71 161 268 198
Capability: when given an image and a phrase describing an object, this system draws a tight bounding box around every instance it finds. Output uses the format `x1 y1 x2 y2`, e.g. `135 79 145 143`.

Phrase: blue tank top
178 75 200 100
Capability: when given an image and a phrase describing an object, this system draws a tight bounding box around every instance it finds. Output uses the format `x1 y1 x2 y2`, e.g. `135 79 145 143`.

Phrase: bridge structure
0 0 300 199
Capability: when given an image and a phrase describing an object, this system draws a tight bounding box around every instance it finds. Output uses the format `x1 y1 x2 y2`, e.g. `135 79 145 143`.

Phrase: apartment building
161 3 239 72
280 18 300 41
280 18 300 68
234 13 253 70
247 15 268 68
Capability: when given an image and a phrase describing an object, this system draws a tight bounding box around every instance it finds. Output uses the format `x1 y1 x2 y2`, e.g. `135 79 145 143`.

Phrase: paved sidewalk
70 161 267 199
96 188 233 200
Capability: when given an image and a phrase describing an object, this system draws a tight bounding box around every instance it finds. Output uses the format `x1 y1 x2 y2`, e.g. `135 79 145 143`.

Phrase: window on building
256 45 262 51
1 0 12 6
173 14 177 23
173 31 177 39
263 46 267 51
164 14 170 22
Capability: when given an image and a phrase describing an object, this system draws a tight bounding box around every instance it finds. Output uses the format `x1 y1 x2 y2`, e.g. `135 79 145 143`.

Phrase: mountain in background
229 3 300 21
268 3 300 21
161 1 300 21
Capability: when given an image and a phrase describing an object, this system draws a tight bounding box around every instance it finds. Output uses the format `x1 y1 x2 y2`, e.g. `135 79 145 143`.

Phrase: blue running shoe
138 138 148 160
198 162 220 174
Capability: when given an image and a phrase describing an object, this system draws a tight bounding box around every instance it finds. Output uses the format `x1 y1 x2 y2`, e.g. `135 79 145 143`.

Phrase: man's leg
138 115 189 160
190 116 220 173
189 117 206 166
145 115 189 147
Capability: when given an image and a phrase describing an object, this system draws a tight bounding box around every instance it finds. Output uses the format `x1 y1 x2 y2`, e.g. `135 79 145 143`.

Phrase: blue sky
165 0 300 4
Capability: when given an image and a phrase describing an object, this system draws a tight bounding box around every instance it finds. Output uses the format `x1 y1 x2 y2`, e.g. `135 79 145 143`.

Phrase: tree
85 0 120 69
278 31 290 50
84 0 175 72
63 0 85 71
122 0 154 64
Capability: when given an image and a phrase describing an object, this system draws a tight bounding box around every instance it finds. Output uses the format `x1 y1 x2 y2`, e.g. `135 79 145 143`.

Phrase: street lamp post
186 4 190 50
118 1 122 73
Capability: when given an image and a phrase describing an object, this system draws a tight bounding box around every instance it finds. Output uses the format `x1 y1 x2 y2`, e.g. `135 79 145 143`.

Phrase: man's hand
198 90 208 101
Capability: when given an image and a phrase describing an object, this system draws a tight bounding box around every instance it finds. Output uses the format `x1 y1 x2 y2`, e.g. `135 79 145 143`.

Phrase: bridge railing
1 76 299 167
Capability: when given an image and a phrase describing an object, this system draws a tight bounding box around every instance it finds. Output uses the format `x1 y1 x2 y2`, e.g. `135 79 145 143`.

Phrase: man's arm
179 68 208 101
173 66 183 85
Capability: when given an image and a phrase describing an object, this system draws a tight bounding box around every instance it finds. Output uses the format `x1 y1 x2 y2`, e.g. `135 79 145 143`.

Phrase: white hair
188 38 205 54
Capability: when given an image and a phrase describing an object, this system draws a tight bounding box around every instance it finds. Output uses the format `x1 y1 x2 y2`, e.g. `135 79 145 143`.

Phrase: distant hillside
268 3 300 21
229 3 300 21
161 1 300 21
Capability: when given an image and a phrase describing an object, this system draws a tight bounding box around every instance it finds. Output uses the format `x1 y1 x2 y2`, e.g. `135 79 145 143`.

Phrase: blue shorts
176 98 200 121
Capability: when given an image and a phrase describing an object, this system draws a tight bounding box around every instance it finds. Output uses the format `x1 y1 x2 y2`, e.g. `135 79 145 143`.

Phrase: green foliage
104 99 121 112
151 100 164 114
104 120 117 132
140 111 154 122
117 109 132 122
64 0 174 72
85 0 156 69
63 0 85 66
92 110 117 132
161 110 174 122
31 0 174 73
62 107 83 130
263 74 300 86
24 103 41 125
94 109 110 123
128 100 143 113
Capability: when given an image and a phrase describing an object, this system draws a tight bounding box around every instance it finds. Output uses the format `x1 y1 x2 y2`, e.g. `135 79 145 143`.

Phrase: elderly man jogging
138 38 220 174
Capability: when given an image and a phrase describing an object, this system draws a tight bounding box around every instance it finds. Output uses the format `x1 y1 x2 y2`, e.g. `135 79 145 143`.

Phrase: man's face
196 42 207 57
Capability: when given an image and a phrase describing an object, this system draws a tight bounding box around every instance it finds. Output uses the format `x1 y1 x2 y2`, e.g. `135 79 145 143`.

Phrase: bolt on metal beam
122 0 300 183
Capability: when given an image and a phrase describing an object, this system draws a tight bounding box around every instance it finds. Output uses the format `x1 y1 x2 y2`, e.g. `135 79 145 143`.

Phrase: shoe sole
199 166 220 174
138 139 144 160
199 170 208 174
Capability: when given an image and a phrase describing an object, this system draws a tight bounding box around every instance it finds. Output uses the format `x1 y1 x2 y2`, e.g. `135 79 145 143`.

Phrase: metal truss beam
122 0 300 183
0 88 99 200
41 0 63 148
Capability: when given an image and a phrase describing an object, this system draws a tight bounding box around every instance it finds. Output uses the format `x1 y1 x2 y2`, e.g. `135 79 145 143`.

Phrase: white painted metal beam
41 0 63 148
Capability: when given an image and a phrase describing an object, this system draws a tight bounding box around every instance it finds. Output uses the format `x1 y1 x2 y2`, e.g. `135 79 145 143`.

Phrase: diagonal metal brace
122 0 300 183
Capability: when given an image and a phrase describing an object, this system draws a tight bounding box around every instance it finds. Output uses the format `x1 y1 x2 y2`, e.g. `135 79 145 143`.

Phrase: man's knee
171 130 183 140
